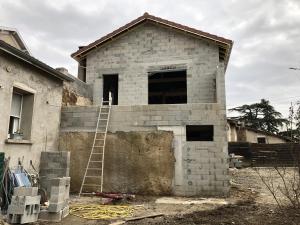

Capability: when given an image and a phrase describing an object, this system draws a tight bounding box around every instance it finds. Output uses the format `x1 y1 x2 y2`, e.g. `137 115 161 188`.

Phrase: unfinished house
0 31 74 169
60 13 233 196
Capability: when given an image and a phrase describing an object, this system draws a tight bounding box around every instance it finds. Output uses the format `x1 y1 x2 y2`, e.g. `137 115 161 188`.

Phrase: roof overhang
0 40 74 82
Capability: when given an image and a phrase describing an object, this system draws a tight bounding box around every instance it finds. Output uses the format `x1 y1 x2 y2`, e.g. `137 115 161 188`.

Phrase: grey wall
61 101 228 196
64 21 229 196
62 77 93 106
85 22 219 105
0 52 63 170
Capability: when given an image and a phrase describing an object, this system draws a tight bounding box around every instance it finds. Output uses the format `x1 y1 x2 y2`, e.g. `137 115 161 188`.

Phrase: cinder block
61 206 70 219
51 178 67 187
8 214 21 224
13 187 38 197
8 196 41 215
48 202 67 213
38 209 62 222
20 211 39 224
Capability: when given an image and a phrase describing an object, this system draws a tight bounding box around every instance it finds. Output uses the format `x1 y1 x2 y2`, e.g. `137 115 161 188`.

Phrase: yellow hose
70 204 137 220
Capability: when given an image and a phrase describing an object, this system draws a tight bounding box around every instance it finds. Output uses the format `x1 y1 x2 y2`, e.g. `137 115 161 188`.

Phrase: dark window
8 88 34 140
186 125 214 141
257 137 266 144
103 74 118 105
148 70 187 104
78 58 86 82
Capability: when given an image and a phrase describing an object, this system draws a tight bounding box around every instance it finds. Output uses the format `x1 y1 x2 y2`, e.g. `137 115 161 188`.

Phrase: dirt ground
35 168 300 225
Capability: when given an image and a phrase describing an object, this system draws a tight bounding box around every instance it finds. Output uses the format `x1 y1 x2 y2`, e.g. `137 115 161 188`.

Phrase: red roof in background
71 12 233 61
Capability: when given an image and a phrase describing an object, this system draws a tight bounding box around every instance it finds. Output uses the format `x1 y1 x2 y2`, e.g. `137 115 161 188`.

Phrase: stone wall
0 52 63 170
59 131 174 195
85 22 219 105
62 78 92 106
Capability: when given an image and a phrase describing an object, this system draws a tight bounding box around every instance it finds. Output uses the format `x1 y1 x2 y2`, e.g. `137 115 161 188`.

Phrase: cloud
0 0 299 117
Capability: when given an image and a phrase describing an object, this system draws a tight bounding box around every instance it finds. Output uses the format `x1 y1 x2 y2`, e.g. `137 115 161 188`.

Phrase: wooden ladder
79 94 112 196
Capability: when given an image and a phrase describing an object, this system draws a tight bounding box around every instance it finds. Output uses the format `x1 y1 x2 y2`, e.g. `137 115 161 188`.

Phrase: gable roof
71 13 233 68
0 40 74 81
0 26 30 55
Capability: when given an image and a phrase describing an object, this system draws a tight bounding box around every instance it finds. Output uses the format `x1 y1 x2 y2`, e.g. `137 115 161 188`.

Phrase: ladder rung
100 113 109 114
90 161 102 163
91 153 103 155
83 184 101 186
99 119 108 120
80 193 96 195
85 176 102 178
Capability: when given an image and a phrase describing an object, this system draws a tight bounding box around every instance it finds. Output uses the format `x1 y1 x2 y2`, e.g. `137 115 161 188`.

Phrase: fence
228 142 300 166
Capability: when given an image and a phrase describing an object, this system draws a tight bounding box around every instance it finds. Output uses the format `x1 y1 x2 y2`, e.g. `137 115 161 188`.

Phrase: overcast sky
1 0 300 117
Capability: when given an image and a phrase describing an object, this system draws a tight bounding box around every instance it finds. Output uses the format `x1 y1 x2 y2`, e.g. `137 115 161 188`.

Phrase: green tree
229 99 286 133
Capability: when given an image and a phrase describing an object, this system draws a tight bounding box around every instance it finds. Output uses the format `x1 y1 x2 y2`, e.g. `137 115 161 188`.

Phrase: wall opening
8 87 34 140
257 137 266 144
103 74 118 105
78 58 87 82
148 70 187 104
186 125 214 141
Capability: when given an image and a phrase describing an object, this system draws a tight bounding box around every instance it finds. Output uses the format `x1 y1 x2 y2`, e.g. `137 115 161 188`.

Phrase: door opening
103 74 118 105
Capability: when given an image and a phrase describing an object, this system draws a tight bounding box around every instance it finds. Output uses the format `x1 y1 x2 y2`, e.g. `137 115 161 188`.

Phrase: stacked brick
7 187 40 224
39 177 70 222
39 151 70 197
38 151 71 222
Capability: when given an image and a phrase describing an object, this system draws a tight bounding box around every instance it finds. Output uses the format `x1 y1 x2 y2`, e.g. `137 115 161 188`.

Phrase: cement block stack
7 187 41 224
39 177 70 222
39 151 70 197
38 151 71 222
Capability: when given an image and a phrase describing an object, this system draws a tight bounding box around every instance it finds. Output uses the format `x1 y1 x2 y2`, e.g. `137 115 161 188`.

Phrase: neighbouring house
60 13 233 196
227 119 291 144
0 26 30 54
0 28 74 170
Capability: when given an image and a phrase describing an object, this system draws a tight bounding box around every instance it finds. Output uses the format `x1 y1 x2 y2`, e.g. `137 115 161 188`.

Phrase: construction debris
96 192 135 204
125 213 164 221
229 153 244 168
38 177 70 222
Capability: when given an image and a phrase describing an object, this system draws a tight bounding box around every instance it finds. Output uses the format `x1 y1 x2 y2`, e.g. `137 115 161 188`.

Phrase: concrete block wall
60 103 228 196
85 22 219 105
65 20 229 196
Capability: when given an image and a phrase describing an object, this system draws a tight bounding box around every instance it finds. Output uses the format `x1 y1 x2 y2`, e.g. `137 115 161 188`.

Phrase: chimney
56 67 69 75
